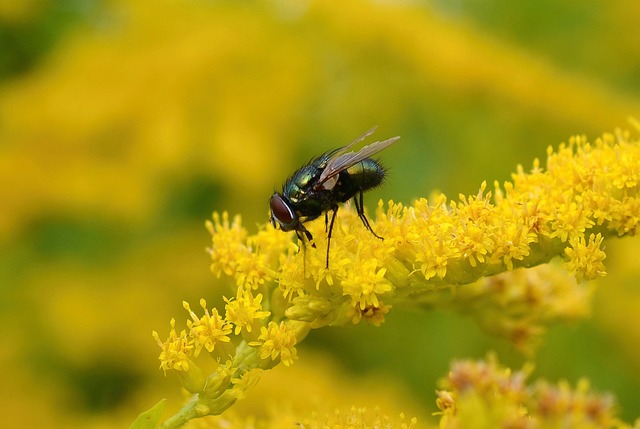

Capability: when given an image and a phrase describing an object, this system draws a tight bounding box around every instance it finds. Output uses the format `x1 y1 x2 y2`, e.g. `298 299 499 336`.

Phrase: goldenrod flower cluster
150 128 640 428
437 354 630 429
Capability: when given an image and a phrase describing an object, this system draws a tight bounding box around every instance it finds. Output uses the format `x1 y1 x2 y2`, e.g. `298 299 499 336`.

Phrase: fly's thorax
283 164 321 204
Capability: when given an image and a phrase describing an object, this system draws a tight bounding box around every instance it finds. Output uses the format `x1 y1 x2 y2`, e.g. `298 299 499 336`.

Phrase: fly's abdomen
346 158 384 189
335 159 385 202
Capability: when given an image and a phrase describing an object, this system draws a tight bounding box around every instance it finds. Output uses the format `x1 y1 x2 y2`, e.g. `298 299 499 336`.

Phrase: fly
269 126 400 268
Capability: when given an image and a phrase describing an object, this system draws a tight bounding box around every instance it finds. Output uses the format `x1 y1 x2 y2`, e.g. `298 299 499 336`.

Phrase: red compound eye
270 193 296 229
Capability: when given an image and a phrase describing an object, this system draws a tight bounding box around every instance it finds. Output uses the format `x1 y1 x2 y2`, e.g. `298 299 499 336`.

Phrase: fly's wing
315 126 379 167
317 134 400 185
338 126 379 154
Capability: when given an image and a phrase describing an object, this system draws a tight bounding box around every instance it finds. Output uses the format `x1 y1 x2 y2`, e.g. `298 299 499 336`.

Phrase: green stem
158 395 201 429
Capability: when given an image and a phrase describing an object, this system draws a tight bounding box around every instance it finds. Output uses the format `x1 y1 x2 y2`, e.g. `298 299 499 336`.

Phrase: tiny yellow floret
152 318 193 375
250 321 298 367
183 299 232 356
224 286 271 335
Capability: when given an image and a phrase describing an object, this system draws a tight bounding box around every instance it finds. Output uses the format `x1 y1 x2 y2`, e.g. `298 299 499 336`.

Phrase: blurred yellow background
2 0 640 426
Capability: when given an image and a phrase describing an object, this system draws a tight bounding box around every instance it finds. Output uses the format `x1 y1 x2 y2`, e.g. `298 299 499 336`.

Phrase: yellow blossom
564 233 607 282
233 252 271 290
341 259 392 310
452 183 495 267
206 212 249 278
224 286 271 335
348 301 392 327
152 319 193 375
183 299 232 356
249 320 298 367
277 258 306 300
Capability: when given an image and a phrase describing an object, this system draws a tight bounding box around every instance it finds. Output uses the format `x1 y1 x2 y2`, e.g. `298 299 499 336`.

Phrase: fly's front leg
325 206 339 268
296 226 315 248
295 227 315 274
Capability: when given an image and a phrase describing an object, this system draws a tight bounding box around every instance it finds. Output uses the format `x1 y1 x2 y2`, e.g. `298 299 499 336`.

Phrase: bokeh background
2 0 640 427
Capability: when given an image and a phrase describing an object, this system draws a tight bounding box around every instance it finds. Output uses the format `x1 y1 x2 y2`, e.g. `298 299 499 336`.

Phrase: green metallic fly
269 127 400 268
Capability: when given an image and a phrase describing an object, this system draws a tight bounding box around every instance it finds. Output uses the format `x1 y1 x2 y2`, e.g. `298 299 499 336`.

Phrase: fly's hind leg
354 190 383 240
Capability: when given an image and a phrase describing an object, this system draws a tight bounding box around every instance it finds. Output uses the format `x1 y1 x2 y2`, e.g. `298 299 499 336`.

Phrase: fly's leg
296 227 315 274
354 190 383 240
325 207 339 268
295 227 315 248
296 225 316 248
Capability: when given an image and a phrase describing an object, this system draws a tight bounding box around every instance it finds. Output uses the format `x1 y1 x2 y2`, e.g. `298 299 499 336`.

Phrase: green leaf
129 399 166 429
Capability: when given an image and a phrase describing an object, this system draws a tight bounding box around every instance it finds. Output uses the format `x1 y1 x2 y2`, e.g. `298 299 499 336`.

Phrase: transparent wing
332 126 379 156
317 128 399 185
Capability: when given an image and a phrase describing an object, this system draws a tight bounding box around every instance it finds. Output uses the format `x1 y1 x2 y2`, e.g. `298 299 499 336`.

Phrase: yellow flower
249 321 298 367
183 299 232 356
564 233 607 282
348 300 392 327
341 259 391 310
224 286 271 335
152 318 193 375
206 212 248 278
206 212 288 289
